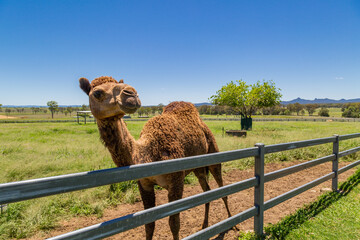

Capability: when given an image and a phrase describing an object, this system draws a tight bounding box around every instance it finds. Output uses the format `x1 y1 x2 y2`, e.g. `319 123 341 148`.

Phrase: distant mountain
281 98 360 105
194 102 212 107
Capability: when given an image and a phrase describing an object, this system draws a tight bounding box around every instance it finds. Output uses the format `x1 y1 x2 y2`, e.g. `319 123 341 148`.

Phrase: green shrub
342 105 360 118
318 107 330 117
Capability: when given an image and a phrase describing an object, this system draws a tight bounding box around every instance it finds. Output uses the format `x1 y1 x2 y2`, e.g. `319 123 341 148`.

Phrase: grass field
285 180 360 240
0 107 347 121
1 120 360 239
260 168 360 240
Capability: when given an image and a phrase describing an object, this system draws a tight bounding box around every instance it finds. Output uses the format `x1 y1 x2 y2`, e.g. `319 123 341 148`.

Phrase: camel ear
119 79 124 83
79 78 91 95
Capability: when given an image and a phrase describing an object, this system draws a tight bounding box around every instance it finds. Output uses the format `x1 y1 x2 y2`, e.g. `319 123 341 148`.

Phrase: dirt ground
0 115 16 119
29 160 356 240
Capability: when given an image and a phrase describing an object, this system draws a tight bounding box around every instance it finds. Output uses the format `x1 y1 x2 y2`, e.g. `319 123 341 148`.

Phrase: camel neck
96 116 136 167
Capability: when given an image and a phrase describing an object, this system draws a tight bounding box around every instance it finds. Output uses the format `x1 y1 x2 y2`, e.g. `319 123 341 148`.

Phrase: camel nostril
123 89 135 96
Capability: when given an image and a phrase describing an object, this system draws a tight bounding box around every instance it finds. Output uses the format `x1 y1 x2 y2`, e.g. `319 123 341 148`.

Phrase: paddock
1 133 359 239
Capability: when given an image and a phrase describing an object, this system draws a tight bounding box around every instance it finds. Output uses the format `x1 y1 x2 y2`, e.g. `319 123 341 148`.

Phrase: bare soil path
29 160 356 240
0 115 16 119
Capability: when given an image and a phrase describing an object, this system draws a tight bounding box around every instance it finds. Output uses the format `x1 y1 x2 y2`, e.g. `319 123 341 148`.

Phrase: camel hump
163 101 198 115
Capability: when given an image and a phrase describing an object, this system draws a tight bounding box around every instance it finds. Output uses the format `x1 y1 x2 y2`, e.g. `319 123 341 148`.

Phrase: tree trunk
241 117 252 130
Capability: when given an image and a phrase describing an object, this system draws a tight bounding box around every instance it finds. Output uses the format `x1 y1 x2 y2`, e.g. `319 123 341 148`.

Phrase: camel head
79 76 141 119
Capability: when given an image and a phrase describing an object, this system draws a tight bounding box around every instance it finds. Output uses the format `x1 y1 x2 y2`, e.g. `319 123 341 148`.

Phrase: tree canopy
209 80 282 118
318 107 330 117
304 104 318 116
342 103 360 118
47 101 58 119
287 103 304 116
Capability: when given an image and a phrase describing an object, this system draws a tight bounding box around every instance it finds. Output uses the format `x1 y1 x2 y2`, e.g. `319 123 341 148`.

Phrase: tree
197 105 212 115
318 107 330 117
31 107 40 114
262 105 286 115
293 103 304 116
150 106 158 116
81 104 88 111
342 103 360 118
157 103 164 114
286 104 295 114
5 108 11 115
67 107 74 116
304 104 318 116
224 106 234 116
210 80 282 119
47 101 58 119
286 103 303 116
137 107 145 117
144 107 151 116
59 107 65 114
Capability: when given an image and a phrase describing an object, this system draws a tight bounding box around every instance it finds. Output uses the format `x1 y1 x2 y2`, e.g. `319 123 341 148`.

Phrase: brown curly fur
84 77 231 240
80 76 232 239
136 101 218 164
90 76 118 88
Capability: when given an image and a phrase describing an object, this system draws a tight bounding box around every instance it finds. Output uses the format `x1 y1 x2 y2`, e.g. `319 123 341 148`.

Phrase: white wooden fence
1 133 360 239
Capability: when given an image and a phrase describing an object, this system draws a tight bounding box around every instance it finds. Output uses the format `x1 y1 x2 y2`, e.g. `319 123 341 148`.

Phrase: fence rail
1 133 360 239
203 117 360 122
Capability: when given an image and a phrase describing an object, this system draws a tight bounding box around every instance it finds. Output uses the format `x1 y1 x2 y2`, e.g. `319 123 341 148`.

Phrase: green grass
0 107 346 122
207 120 360 171
324 107 343 118
264 168 360 240
284 185 360 239
238 168 360 240
1 120 360 239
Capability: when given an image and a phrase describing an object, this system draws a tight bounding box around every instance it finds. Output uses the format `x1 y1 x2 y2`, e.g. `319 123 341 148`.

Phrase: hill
281 98 360 105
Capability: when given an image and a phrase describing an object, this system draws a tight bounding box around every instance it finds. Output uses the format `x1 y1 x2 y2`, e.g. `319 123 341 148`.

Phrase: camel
79 76 232 240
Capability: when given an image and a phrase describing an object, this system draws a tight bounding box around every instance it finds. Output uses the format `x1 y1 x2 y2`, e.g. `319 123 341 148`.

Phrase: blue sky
0 0 359 106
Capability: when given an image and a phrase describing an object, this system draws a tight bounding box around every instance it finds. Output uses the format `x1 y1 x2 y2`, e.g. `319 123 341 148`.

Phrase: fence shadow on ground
262 169 360 239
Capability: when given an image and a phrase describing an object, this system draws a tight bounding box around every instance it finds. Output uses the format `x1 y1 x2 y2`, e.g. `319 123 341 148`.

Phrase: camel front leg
138 180 156 240
167 172 185 240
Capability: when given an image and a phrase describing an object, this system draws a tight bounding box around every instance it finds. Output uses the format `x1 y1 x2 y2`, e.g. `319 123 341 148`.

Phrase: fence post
254 143 265 238
332 134 339 191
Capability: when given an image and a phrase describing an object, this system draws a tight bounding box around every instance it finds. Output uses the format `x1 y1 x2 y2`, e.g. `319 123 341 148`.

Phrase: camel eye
93 90 104 99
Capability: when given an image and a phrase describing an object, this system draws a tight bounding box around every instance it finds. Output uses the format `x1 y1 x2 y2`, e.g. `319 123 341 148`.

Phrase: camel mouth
119 105 139 114
117 97 141 114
